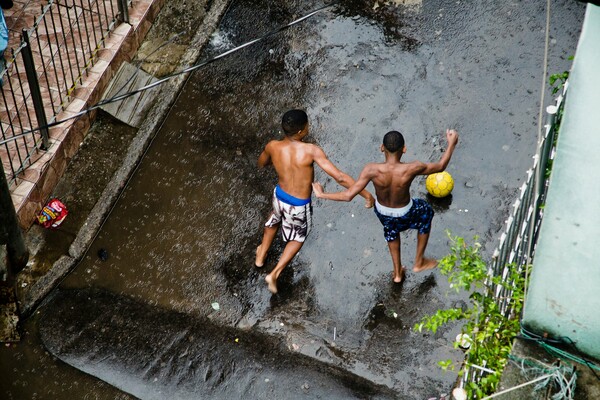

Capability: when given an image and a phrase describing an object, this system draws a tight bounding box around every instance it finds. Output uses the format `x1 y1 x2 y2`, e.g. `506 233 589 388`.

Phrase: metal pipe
42 6 65 108
94 0 105 46
65 1 84 86
12 48 36 144
0 89 17 181
47 5 69 105
108 0 116 22
21 29 49 150
100 0 110 35
34 24 57 113
78 0 95 66
0 160 29 281
7 54 31 169
117 0 129 24
72 2 87 76
55 2 77 90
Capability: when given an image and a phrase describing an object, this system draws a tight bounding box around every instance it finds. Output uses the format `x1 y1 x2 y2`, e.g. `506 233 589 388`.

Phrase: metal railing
458 87 567 390
0 0 131 187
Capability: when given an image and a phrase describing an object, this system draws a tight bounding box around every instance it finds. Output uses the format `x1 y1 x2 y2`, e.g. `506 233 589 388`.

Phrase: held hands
364 193 375 209
312 181 375 208
446 129 459 145
312 182 325 198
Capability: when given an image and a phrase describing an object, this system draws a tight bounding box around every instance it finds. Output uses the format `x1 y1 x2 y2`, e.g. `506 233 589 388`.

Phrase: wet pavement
1 0 586 398
40 287 399 399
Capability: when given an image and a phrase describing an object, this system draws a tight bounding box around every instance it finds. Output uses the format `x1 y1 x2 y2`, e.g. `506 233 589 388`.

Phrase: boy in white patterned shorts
255 110 374 294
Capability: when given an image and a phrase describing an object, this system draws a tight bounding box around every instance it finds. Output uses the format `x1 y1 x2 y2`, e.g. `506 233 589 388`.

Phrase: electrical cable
524 0 552 302
550 337 600 381
110 30 188 99
480 373 557 400
510 354 577 400
22 1 339 316
518 324 563 345
0 1 338 147
519 325 600 381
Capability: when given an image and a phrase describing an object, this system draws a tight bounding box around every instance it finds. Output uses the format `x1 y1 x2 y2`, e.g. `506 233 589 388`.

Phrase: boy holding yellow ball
312 129 458 283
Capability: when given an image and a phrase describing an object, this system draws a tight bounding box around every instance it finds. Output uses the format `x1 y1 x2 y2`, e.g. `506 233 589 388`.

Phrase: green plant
549 71 569 95
548 57 572 95
414 233 527 398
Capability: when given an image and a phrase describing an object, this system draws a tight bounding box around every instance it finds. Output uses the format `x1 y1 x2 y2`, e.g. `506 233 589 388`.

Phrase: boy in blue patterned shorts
313 129 458 283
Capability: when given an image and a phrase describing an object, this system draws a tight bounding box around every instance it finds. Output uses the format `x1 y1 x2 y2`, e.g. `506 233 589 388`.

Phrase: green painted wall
522 4 600 361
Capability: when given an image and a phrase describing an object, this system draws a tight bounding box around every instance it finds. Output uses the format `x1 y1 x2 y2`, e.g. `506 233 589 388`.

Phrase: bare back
368 161 425 208
263 139 317 199
312 130 456 211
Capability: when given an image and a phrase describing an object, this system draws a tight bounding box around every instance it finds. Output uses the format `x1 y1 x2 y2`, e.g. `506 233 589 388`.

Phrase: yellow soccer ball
426 171 454 198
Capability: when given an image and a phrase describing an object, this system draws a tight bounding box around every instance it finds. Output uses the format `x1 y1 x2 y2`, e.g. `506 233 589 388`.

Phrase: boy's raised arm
420 129 459 175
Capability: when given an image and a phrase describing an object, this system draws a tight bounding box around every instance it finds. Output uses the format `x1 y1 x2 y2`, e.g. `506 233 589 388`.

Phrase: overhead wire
0 1 338 147
9 1 596 395
24 1 340 312
519 326 600 378
523 0 552 302
109 30 188 100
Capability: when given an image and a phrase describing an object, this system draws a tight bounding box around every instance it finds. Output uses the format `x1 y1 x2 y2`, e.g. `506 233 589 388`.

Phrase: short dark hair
281 109 308 135
383 130 405 153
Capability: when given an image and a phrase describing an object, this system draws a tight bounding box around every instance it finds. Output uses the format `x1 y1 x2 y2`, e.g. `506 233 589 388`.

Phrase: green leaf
438 359 455 371
413 232 529 398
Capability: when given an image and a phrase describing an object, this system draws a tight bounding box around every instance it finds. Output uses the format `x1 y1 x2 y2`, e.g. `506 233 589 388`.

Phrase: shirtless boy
255 109 374 293
312 129 458 283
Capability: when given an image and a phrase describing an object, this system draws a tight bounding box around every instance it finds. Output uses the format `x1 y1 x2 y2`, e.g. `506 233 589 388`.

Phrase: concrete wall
522 4 600 361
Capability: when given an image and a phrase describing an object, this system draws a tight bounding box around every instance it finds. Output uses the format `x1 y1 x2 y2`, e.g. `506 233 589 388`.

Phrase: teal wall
522 4 600 361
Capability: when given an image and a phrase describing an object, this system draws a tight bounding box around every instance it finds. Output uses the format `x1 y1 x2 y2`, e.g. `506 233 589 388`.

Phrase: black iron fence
0 0 131 187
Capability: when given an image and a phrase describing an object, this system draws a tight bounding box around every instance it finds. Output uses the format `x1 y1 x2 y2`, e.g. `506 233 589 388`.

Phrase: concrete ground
2 0 594 399
16 0 230 316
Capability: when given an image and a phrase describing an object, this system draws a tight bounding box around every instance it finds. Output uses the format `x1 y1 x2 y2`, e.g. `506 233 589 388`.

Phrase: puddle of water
39 288 399 400
0 310 134 400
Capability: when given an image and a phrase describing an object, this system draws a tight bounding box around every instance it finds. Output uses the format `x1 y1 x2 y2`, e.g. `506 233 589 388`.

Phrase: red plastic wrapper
36 198 68 229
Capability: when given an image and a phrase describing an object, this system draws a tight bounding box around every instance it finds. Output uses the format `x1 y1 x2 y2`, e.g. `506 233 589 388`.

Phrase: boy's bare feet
393 266 407 283
265 275 278 294
255 245 266 268
413 258 438 272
